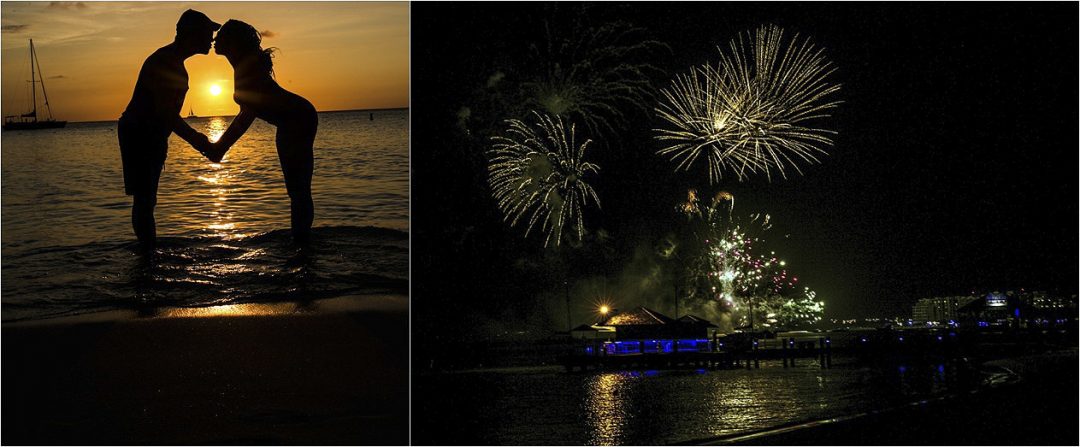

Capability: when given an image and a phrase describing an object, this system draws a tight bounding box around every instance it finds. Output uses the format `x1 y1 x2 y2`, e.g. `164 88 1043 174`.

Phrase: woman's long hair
218 19 278 77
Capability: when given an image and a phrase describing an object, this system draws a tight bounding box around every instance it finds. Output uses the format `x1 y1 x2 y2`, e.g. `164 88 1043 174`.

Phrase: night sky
412 3 1077 335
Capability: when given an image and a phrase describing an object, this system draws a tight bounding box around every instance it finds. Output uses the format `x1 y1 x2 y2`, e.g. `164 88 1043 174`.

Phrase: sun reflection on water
159 302 302 318
199 117 244 239
206 116 227 143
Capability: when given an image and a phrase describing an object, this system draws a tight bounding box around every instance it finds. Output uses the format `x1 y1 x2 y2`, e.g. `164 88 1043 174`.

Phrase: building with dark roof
580 307 719 355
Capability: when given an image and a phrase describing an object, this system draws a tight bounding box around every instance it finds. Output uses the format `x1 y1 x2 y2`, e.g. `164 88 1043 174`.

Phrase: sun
209 84 222 96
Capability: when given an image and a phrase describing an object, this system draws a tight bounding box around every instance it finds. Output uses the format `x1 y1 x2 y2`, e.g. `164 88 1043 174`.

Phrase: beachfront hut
599 306 677 340
594 307 715 354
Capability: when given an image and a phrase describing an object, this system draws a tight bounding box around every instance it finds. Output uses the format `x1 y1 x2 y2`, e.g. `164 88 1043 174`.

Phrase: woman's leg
277 123 316 242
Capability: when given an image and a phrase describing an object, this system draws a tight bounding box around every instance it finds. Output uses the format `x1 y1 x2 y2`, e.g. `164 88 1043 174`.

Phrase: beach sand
2 295 408 445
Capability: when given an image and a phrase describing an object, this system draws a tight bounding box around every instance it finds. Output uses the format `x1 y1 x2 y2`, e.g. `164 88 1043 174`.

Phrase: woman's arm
209 107 257 161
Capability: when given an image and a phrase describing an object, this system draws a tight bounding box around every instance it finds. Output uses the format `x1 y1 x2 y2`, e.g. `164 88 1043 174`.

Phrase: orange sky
1 1 408 122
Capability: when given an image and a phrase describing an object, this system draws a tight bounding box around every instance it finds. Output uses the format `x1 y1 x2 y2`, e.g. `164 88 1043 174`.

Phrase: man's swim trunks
118 116 168 196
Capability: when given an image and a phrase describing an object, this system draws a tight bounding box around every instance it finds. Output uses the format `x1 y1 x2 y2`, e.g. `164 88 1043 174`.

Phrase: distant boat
188 107 197 119
3 39 66 131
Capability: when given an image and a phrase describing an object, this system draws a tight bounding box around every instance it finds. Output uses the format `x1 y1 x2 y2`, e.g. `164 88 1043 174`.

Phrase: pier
560 336 838 372
559 328 976 372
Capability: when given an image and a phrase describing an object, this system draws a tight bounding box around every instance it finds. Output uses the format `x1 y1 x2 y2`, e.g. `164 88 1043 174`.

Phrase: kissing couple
118 9 318 247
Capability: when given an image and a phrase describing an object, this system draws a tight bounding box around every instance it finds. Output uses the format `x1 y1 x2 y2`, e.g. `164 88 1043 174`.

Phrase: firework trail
655 25 841 183
489 111 601 247
679 189 739 228
525 17 669 140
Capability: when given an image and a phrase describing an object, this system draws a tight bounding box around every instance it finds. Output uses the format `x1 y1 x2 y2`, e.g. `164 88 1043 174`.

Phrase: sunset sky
1 1 408 122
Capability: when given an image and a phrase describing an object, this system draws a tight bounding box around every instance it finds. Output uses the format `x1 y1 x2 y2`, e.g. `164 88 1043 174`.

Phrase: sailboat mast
29 39 37 120
32 40 55 121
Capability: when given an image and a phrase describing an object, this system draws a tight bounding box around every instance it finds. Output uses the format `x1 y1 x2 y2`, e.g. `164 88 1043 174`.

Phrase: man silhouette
118 9 219 247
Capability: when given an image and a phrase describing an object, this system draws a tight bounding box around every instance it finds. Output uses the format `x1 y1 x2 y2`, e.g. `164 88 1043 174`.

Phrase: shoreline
690 348 1078 445
2 293 408 327
2 294 409 445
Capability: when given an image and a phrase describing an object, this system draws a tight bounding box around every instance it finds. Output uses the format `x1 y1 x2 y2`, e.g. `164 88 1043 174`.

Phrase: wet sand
2 296 408 445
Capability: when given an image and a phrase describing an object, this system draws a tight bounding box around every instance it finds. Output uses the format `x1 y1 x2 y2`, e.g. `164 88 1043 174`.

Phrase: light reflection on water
704 376 767 436
158 301 301 318
206 116 227 143
584 373 630 445
415 362 971 445
200 117 244 239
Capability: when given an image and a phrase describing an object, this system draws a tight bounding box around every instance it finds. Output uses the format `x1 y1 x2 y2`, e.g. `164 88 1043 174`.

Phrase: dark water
414 360 983 445
1 109 408 322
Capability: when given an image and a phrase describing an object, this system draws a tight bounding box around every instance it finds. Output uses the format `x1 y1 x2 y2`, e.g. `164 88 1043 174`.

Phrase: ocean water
413 360 985 445
1 109 408 322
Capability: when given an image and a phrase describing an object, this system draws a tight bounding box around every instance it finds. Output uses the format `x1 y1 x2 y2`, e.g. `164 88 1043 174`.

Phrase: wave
1 225 408 323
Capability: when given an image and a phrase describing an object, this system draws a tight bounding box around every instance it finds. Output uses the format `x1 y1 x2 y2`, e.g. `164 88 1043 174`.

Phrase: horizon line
66 106 409 125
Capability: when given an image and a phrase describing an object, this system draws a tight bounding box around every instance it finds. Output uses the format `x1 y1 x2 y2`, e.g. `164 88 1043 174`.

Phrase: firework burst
655 25 841 183
679 189 772 306
674 189 825 328
489 111 601 247
525 18 669 140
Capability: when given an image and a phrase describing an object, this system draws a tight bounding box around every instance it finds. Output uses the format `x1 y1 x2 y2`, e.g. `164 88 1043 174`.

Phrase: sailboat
187 107 197 119
3 39 67 131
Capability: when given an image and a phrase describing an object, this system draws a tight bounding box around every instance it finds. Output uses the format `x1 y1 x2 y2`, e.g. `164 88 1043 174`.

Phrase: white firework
525 19 669 140
655 25 841 183
489 111 601 247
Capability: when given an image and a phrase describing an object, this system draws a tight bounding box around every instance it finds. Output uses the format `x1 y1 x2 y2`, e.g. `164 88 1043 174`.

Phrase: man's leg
132 192 157 246
129 150 164 248
119 119 164 248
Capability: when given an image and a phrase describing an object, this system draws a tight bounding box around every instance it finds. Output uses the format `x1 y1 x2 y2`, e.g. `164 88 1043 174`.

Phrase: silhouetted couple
118 10 318 247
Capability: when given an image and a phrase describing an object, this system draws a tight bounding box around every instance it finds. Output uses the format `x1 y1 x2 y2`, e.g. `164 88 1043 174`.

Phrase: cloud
2 24 30 33
259 29 276 38
47 2 88 10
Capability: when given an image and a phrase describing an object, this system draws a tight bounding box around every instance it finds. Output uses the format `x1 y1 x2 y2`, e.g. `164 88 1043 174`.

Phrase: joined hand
205 142 226 163
193 135 225 163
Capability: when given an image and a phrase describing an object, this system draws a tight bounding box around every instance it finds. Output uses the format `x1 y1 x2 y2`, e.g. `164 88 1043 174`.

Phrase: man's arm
173 117 210 153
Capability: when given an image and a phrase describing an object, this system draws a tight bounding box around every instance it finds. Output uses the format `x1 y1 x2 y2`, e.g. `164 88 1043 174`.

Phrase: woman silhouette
209 20 318 241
